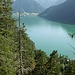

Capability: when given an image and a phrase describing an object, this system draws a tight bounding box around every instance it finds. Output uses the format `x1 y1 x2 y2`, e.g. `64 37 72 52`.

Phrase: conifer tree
45 50 60 75
0 0 16 36
0 0 18 75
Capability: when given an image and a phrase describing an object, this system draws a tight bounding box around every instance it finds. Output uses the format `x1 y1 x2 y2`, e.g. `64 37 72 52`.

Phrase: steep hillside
12 0 44 13
39 0 75 24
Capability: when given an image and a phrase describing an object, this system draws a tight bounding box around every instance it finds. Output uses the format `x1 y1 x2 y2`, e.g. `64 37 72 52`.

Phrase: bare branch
67 42 75 50
72 51 75 55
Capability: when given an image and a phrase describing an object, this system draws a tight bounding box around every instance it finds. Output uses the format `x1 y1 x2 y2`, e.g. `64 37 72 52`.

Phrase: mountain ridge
35 0 66 8
12 0 45 13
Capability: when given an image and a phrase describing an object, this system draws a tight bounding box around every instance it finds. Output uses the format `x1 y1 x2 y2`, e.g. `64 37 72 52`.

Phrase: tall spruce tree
0 0 16 36
0 0 18 75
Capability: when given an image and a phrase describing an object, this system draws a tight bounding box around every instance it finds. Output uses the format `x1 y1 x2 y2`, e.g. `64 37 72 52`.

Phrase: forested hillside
0 0 75 75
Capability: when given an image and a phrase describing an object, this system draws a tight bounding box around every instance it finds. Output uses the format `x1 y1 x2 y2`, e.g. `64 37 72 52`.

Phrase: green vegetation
0 0 75 75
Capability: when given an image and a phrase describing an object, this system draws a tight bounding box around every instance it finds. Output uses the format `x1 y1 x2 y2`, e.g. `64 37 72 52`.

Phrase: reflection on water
22 16 75 59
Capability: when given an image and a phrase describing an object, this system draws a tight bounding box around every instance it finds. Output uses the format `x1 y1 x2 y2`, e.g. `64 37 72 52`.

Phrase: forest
0 0 75 75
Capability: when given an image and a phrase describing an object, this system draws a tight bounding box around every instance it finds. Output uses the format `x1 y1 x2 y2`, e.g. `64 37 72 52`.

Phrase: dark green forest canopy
0 0 75 75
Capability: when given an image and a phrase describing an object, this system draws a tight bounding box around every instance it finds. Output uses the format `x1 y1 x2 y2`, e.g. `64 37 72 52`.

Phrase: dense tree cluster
0 0 36 75
0 0 75 75
30 51 75 75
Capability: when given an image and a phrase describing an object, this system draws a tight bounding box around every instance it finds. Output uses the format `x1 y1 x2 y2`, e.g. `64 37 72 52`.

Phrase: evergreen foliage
0 0 18 75
0 0 75 75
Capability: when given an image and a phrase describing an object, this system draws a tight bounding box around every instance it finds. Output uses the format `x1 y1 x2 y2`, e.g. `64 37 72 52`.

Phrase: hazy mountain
35 0 66 8
12 0 44 13
39 0 75 24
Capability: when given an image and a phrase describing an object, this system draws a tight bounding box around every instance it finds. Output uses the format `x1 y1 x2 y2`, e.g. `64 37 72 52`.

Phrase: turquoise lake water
16 15 75 59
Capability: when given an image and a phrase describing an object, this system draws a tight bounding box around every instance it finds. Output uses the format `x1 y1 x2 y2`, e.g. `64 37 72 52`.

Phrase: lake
19 15 75 59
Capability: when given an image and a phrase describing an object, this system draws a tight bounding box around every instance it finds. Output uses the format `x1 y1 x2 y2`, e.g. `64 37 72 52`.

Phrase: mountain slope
39 0 75 24
35 0 66 8
12 0 44 13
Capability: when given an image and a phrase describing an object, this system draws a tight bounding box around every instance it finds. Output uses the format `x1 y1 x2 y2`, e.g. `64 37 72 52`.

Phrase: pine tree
0 0 18 75
31 49 48 75
44 50 60 75
0 0 16 36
